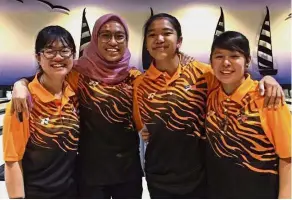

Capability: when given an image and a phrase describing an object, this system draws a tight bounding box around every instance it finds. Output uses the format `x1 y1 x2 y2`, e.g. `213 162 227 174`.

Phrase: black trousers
147 183 206 199
78 179 143 199
25 183 78 199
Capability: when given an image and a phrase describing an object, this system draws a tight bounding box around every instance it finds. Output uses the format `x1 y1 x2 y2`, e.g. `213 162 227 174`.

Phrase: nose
53 52 64 61
108 36 118 45
223 57 231 67
156 34 164 43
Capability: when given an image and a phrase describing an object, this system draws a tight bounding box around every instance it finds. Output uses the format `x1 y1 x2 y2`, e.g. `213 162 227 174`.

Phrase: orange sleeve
130 68 142 79
258 99 292 158
193 61 219 95
66 70 80 94
3 102 30 162
133 75 144 131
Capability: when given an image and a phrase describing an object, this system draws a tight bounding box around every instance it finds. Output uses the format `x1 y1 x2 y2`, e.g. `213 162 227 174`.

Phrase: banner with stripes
257 6 277 76
214 7 225 40
79 8 91 58
142 7 154 71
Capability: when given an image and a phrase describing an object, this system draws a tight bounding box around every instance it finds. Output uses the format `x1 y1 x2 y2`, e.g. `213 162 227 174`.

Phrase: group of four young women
3 12 290 199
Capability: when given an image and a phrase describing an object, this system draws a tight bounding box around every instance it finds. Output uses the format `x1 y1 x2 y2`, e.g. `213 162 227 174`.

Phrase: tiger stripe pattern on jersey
78 69 141 130
136 62 213 137
29 95 80 152
205 89 278 174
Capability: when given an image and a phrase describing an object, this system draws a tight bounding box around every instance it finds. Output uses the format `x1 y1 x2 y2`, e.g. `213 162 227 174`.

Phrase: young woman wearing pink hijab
11 14 144 199
10 13 284 199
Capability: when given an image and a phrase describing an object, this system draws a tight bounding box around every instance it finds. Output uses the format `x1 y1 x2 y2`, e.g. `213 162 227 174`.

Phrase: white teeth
52 64 64 68
221 71 232 74
107 49 118 52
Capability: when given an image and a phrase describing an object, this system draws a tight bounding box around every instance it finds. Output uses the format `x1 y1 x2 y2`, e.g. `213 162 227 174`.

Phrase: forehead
213 48 240 54
148 18 175 32
45 39 68 48
100 20 125 32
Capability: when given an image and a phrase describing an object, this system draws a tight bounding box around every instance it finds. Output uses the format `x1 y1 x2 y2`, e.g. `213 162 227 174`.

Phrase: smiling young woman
3 25 79 199
205 31 291 199
133 13 286 199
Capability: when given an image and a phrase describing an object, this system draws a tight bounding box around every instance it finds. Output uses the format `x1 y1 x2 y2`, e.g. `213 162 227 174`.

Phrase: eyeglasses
40 48 73 59
98 31 126 44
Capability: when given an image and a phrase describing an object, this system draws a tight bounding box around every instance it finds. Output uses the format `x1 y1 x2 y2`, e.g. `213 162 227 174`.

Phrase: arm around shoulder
133 76 144 132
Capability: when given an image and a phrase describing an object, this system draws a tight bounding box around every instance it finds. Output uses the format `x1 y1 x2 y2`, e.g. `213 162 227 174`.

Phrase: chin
54 69 70 76
105 56 122 63
217 77 233 84
152 54 168 61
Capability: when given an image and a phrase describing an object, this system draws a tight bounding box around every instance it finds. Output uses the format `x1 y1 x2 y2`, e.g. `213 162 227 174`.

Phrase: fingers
186 57 192 65
273 88 281 109
23 99 29 115
27 95 33 112
18 112 23 122
11 81 31 114
142 135 149 142
281 89 286 106
266 85 277 109
185 56 195 65
14 98 21 113
10 99 15 114
140 129 150 142
263 85 272 108
273 84 285 108
259 81 265 96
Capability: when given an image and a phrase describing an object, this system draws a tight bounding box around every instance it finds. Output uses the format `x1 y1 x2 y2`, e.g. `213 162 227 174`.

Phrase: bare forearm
279 158 291 199
5 161 25 198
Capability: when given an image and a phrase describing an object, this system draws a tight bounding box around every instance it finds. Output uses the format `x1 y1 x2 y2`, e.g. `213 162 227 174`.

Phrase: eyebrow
99 30 126 34
147 28 174 33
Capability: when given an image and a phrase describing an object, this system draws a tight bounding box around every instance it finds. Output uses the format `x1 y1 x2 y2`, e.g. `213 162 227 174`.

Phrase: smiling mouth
220 71 234 75
153 46 168 51
50 64 66 68
106 48 119 52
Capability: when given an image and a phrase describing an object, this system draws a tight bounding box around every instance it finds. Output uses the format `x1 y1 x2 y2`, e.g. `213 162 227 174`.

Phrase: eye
147 33 155 37
215 55 223 59
62 48 71 53
100 33 111 38
163 32 172 36
44 49 53 54
231 55 240 58
116 34 125 40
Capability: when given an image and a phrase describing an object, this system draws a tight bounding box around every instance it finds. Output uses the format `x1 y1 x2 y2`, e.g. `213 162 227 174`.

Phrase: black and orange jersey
205 75 291 198
133 61 218 194
67 68 143 185
3 74 80 198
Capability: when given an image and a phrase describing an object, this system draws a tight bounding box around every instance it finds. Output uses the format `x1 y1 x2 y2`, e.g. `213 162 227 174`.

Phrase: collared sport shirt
3 74 79 198
205 75 291 198
133 60 217 194
67 68 143 185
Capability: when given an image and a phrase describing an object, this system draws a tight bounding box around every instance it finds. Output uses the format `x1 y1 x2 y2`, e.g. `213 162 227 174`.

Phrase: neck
154 54 180 76
40 74 64 98
222 76 246 95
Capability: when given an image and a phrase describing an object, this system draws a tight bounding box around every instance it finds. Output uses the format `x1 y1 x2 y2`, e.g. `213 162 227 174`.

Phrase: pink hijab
74 14 132 85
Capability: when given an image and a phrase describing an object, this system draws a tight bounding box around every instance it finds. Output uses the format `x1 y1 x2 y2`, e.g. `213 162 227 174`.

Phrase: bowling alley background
0 0 290 88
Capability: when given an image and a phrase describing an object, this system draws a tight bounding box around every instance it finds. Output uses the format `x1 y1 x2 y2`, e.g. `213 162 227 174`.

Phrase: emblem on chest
184 84 196 91
40 117 50 125
89 80 99 87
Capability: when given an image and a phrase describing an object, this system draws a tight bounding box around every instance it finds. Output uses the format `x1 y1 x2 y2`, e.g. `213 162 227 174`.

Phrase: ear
246 56 251 68
177 36 183 49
